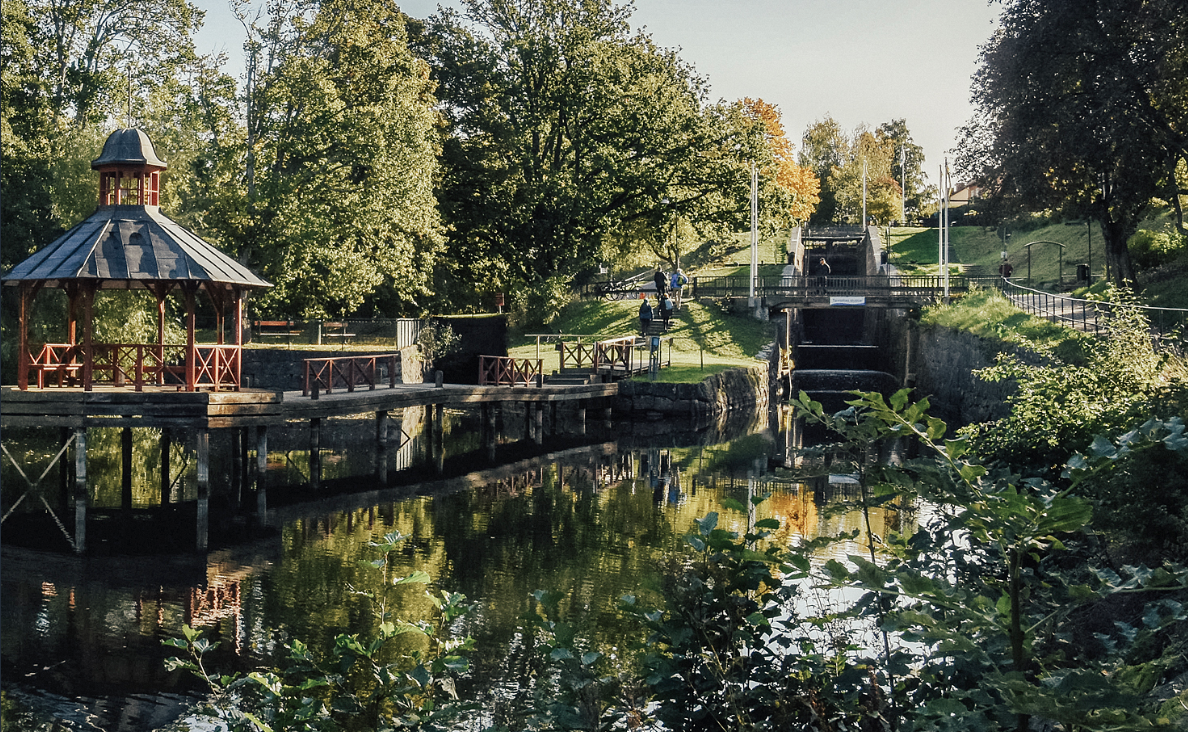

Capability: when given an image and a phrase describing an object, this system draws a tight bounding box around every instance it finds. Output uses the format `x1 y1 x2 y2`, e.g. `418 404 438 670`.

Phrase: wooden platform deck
0 381 619 429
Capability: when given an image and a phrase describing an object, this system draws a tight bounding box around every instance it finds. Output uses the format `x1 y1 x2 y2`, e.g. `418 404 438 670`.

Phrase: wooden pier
1 381 618 554
0 381 618 429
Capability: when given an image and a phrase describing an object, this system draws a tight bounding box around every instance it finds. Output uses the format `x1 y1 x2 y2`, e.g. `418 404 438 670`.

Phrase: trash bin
1076 263 1090 281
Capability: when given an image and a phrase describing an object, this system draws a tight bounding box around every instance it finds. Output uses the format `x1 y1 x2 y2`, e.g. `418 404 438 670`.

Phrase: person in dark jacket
639 298 653 336
660 294 674 330
653 267 668 297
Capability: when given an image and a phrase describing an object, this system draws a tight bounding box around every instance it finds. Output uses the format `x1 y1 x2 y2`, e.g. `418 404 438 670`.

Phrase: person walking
653 267 668 298
669 268 689 309
660 293 674 330
999 260 1013 279
638 297 653 336
816 256 830 294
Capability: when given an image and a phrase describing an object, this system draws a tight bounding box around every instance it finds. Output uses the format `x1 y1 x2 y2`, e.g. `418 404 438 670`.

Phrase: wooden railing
478 356 543 386
559 340 599 370
24 342 241 391
593 335 639 374
303 354 400 397
26 344 83 388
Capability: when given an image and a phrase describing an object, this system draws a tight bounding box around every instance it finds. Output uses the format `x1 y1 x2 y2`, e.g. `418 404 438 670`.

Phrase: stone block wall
241 346 420 392
911 325 1027 426
614 362 770 419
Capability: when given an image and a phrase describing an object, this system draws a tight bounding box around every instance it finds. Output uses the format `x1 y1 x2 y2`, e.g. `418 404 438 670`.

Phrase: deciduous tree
420 0 759 315
236 0 444 317
957 0 1188 286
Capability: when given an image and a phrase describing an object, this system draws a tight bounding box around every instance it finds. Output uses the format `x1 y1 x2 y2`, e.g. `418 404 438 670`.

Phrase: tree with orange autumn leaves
740 98 820 226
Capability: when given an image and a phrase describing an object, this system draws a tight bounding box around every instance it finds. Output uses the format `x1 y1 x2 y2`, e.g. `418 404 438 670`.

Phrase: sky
190 0 1003 186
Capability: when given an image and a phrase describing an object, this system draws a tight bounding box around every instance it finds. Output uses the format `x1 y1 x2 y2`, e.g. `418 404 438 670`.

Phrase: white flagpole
943 160 950 301
750 160 758 304
862 158 867 229
900 145 906 224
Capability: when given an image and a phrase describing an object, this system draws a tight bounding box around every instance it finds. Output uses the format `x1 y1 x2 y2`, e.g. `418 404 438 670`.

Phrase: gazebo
3 128 271 392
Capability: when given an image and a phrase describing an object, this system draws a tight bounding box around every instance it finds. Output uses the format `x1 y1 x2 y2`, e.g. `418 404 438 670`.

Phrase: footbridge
691 273 1001 309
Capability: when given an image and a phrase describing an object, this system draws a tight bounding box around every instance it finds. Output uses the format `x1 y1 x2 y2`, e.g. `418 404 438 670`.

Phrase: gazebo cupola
3 127 271 392
92 128 167 207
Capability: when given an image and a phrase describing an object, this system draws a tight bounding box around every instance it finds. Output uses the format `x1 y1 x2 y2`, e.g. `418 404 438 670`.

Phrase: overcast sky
191 0 1002 185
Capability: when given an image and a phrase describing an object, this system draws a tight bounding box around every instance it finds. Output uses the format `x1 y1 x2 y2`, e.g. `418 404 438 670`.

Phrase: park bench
253 320 302 342
319 321 355 344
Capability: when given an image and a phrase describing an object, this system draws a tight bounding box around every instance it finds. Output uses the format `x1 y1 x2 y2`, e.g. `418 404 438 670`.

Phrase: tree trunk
1100 215 1138 286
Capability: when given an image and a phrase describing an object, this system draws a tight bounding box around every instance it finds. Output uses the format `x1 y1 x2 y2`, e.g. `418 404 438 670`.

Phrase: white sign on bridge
830 296 866 306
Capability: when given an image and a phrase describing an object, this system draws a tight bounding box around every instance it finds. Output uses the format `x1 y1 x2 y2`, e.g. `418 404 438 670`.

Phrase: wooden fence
304 353 400 397
478 356 544 386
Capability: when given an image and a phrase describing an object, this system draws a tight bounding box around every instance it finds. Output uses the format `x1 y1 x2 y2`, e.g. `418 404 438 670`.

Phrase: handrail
1000 280 1188 340
24 342 240 391
594 335 638 374
304 353 400 397
478 356 544 386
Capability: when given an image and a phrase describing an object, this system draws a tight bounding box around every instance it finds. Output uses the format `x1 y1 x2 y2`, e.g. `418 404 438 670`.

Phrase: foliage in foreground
168 391 1188 731
958 287 1188 471
165 531 477 731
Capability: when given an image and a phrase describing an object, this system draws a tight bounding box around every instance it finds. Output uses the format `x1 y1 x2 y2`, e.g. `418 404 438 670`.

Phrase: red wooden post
135 346 144 391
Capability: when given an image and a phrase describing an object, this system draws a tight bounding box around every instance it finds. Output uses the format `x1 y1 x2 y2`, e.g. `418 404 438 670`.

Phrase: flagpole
749 160 758 306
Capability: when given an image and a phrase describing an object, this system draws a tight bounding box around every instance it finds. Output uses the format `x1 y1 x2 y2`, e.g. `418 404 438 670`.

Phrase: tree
1 0 61 269
829 126 900 225
419 0 759 316
232 0 444 318
25 0 203 125
799 116 847 224
957 0 1188 286
740 97 820 228
876 118 927 222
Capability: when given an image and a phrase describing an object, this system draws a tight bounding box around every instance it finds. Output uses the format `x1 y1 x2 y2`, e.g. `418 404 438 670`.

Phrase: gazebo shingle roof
3 205 270 289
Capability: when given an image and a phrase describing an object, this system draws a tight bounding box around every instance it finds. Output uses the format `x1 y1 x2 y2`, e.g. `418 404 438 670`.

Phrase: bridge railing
1001 280 1188 341
691 274 1002 299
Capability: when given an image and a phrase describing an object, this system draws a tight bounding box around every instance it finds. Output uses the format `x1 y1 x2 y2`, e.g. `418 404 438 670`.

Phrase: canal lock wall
613 363 770 422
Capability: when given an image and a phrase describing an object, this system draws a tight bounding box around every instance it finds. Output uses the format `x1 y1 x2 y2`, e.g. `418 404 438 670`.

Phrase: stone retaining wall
613 362 770 419
911 324 1030 426
241 346 421 392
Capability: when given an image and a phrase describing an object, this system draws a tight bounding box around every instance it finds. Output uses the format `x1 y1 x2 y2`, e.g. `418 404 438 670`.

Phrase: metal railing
479 356 544 386
691 274 1002 299
303 354 400 397
1001 280 1188 341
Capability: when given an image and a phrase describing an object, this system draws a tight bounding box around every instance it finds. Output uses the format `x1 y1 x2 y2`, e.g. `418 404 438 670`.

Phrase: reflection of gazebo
3 128 270 392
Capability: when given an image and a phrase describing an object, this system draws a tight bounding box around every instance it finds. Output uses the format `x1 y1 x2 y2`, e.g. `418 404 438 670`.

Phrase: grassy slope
889 217 1188 309
921 287 1090 363
887 223 1104 286
509 299 771 381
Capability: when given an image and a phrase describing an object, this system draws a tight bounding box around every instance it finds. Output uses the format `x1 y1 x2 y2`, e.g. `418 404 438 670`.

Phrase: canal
1 399 910 730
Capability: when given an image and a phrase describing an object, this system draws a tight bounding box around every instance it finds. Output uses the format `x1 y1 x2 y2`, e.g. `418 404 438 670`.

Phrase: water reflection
1 402 912 730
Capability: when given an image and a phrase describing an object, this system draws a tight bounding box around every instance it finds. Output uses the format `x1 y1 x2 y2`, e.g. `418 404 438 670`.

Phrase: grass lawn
508 299 771 381
922 286 1090 363
886 223 1107 288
